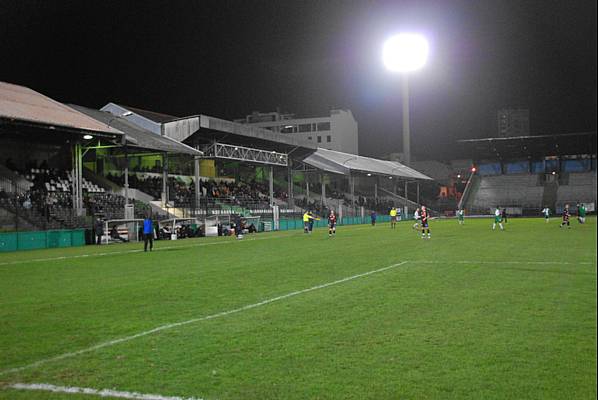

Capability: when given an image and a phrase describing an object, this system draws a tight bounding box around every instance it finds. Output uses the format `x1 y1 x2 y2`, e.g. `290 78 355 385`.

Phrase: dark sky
1 0 596 159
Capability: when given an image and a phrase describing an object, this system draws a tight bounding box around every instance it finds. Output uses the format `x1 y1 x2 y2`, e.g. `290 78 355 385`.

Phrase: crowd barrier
0 229 85 252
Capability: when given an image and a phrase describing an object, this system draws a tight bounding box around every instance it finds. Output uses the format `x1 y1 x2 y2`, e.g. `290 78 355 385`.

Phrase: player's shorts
421 220 429 228
458 215 464 221
494 216 502 223
390 216 397 222
328 222 336 228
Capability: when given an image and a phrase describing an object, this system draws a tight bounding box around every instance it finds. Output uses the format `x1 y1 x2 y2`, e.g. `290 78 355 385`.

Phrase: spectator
94 218 104 245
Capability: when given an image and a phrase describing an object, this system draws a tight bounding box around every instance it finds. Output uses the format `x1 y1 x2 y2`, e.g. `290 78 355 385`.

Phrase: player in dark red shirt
421 205 431 239
560 204 571 229
328 210 337 237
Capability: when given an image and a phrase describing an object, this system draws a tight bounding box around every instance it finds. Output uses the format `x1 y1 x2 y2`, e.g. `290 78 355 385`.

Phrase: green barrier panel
0 232 18 252
17 231 46 251
71 229 86 247
0 229 87 252
47 230 60 248
58 230 73 247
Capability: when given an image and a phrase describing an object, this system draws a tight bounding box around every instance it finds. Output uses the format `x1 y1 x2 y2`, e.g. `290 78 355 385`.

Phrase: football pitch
0 217 596 400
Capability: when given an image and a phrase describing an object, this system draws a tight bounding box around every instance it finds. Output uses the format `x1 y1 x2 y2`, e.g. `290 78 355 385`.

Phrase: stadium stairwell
458 173 480 211
542 179 559 211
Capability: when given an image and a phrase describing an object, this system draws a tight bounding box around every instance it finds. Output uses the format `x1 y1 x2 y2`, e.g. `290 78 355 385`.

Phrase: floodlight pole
402 77 411 166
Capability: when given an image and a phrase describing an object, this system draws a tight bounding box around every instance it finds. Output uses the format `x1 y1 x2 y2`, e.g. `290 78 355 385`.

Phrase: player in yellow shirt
389 207 398 229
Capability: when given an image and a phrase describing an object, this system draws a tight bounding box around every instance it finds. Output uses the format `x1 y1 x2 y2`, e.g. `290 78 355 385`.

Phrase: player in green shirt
492 207 504 230
578 203 586 224
457 209 464 225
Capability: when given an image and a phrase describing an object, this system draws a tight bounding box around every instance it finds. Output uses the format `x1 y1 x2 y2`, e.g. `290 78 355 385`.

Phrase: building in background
235 109 359 155
497 109 530 137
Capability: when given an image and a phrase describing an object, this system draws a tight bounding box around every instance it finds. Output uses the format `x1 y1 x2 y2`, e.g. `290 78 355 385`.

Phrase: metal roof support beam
194 157 201 209
269 165 274 207
203 142 288 166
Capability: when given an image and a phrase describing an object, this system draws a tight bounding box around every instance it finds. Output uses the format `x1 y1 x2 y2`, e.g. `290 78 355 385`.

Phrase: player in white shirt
542 207 550 223
492 207 504 230
412 207 421 230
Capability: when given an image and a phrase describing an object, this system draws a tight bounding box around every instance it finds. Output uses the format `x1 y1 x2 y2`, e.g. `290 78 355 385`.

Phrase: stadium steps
459 173 480 210
542 180 559 210
149 200 183 218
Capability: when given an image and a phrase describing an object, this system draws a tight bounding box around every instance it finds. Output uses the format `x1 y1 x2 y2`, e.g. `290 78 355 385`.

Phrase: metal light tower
383 33 429 166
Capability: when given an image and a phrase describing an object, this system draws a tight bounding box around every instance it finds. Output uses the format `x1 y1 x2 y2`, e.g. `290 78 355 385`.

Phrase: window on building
326 135 331 142
316 122 331 131
281 125 295 133
299 124 311 132
317 136 322 143
308 136 312 140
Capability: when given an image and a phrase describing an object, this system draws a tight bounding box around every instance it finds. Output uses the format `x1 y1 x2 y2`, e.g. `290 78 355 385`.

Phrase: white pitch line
7 383 204 400
406 259 595 266
0 234 291 267
0 261 409 376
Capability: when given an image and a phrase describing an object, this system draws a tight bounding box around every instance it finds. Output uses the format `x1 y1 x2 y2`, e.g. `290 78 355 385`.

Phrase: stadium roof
302 148 433 180
117 105 180 123
458 132 597 159
0 82 122 137
101 104 317 158
71 105 202 156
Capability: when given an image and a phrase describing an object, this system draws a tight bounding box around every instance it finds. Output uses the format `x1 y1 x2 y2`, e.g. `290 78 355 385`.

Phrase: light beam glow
383 33 429 73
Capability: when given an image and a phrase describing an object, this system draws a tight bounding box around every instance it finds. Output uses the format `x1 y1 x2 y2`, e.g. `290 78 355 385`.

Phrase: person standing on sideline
457 209 465 225
492 206 504 230
542 206 550 222
370 210 377 226
389 207 397 229
143 214 154 251
397 207 402 222
94 217 103 245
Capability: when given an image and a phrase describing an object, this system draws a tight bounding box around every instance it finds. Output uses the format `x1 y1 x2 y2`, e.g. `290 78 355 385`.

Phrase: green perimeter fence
268 215 393 231
0 216 398 252
0 229 85 252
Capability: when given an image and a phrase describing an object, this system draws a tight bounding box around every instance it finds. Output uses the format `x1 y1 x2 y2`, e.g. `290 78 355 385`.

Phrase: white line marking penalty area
7 383 205 400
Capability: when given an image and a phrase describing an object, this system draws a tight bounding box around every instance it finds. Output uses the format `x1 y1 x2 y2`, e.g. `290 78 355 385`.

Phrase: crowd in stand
104 172 288 208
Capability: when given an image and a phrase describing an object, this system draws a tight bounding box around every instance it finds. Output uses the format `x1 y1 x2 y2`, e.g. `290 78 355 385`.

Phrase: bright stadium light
382 33 429 166
383 33 429 73
83 134 93 140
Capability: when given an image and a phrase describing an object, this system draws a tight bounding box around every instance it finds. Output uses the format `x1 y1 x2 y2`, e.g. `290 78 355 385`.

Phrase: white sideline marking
8 383 204 400
0 234 290 266
407 260 595 266
0 261 409 376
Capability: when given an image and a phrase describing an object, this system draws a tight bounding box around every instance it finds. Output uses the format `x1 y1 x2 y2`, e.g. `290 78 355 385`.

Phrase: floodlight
83 134 93 140
383 33 429 73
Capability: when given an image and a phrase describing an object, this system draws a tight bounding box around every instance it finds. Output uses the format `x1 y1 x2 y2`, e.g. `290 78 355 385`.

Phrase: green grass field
0 217 596 400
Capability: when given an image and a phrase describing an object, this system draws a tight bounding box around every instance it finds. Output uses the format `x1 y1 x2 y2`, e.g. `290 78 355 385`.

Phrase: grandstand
1 82 433 247
458 132 597 215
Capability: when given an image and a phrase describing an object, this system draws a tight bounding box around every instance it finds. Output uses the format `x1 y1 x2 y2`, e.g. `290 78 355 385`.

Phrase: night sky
1 0 596 159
